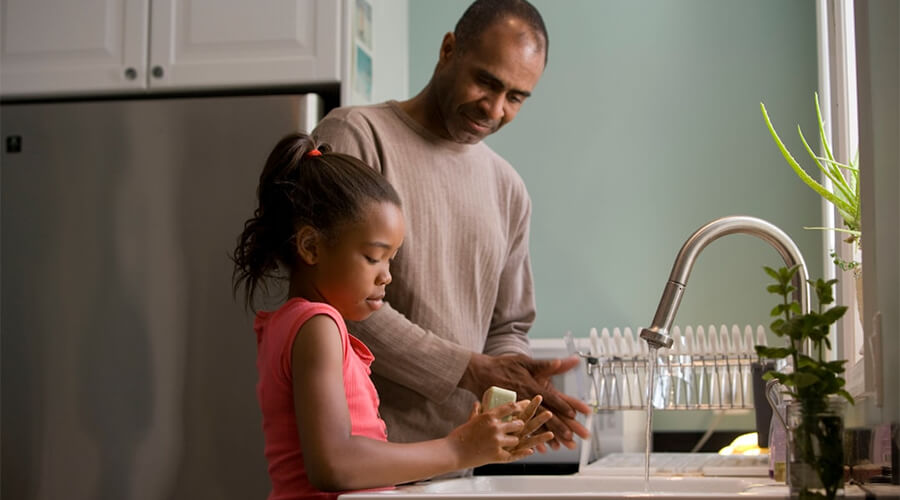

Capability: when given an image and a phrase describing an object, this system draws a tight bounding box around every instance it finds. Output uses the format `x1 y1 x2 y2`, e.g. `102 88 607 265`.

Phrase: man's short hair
453 0 548 65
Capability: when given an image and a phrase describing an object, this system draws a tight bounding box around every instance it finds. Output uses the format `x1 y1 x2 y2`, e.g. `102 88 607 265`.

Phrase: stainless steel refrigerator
1 93 323 500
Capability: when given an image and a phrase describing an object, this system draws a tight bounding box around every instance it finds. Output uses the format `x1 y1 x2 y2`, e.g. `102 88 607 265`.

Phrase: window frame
817 0 870 399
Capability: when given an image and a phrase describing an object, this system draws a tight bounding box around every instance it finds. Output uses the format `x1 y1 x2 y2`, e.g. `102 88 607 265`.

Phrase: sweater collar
385 100 479 153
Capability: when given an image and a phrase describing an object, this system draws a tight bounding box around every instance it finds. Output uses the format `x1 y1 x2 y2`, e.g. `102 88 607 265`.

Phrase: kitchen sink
337 474 789 499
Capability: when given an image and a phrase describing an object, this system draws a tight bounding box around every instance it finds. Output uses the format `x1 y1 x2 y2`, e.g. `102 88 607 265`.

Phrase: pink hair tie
305 149 322 158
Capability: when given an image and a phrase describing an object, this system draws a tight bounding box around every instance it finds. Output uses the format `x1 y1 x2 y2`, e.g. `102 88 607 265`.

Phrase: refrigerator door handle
298 93 324 134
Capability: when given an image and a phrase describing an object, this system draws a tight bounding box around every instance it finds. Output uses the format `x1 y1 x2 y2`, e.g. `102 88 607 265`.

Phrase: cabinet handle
151 66 165 79
124 67 138 80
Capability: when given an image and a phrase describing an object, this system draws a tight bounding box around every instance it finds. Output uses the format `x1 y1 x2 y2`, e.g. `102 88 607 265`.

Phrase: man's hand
459 353 591 451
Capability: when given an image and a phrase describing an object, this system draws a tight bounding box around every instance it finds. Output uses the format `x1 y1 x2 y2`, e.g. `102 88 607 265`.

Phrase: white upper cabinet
0 0 150 96
1 0 343 98
148 0 340 91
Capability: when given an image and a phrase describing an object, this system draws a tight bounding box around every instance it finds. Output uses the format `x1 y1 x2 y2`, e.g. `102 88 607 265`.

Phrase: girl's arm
292 315 550 492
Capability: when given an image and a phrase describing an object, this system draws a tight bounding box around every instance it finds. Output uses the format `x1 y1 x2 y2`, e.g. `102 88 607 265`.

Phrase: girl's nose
377 268 392 286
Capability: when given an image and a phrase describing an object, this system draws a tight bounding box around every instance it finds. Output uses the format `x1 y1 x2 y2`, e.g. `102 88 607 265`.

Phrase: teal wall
409 0 823 349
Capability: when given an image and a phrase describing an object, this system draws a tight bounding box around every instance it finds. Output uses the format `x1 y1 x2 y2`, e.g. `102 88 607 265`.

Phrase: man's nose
480 93 505 123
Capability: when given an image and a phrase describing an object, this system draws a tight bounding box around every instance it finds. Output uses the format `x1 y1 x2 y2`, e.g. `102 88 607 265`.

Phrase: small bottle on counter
768 402 787 482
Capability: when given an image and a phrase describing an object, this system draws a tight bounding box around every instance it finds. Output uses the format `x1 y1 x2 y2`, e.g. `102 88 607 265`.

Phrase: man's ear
438 32 456 67
295 226 321 265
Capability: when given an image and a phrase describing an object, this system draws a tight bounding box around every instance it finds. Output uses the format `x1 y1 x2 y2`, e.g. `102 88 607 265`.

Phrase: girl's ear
295 226 321 265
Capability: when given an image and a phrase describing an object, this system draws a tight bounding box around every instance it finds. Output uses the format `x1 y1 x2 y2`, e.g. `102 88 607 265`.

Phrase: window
817 0 868 397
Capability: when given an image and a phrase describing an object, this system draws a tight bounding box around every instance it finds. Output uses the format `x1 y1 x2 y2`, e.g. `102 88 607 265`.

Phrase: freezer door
1 94 321 500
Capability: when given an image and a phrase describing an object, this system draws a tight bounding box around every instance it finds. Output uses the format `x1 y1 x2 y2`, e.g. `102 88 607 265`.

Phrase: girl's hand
446 401 525 469
508 395 554 459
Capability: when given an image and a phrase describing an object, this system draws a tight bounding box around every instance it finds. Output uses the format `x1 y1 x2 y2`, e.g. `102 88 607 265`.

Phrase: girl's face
313 201 405 322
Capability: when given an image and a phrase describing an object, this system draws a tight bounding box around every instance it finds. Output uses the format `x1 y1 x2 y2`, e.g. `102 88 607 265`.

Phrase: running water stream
644 346 659 492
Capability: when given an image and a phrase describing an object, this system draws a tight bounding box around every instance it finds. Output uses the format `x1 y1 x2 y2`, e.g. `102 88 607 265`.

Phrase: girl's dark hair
232 132 401 310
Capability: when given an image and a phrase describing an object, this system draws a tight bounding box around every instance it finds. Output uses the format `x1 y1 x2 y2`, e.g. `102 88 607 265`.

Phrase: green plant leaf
825 359 848 372
801 128 854 197
814 92 835 163
756 346 793 359
762 94 861 236
822 306 848 324
806 226 862 238
762 102 851 214
816 156 858 174
799 127 856 205
770 318 786 334
763 372 793 386
761 265 854 420
838 390 855 405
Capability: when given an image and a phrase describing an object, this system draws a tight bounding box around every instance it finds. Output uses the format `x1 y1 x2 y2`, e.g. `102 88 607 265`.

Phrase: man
313 0 590 452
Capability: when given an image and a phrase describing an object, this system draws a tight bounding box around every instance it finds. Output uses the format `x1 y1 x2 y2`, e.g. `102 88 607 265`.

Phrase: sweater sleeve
346 305 472 404
484 183 535 357
313 109 473 404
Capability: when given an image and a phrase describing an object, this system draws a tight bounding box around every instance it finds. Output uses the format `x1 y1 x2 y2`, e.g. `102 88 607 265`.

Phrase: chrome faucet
639 215 810 350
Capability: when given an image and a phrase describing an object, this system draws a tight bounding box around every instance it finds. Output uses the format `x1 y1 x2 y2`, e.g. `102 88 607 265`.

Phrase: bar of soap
482 386 516 412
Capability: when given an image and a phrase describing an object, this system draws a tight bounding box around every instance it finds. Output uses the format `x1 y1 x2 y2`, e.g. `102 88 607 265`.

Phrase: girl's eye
364 256 378 264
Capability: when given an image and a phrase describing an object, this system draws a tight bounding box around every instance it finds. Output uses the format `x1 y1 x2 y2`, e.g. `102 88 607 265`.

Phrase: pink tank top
254 298 388 500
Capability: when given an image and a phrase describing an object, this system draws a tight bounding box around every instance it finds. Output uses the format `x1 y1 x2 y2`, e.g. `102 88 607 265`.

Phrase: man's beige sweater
312 101 535 443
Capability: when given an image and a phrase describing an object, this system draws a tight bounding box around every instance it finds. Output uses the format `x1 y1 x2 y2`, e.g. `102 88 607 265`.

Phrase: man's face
433 18 545 144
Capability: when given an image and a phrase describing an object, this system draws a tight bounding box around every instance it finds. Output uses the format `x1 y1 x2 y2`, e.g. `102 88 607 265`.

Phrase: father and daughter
233 133 556 499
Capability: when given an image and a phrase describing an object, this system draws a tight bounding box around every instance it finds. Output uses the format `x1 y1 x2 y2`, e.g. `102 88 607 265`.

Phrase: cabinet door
148 0 341 90
0 0 149 98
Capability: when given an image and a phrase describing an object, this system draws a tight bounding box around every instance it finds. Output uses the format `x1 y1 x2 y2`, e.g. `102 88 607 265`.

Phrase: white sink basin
338 474 789 499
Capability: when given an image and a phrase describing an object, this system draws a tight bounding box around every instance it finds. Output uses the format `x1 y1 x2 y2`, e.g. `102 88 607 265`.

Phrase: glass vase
787 398 846 499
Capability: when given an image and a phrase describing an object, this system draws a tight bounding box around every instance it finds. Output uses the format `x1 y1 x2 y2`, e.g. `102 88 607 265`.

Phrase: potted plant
760 94 862 314
756 265 854 500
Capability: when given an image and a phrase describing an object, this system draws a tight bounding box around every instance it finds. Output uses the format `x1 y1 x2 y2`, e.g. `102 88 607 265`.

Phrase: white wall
855 0 900 427
408 0 822 433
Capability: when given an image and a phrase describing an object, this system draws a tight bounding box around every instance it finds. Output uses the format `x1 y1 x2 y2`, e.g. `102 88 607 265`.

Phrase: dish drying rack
564 324 767 411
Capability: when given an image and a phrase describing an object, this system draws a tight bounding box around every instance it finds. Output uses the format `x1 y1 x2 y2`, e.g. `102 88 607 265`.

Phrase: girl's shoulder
255 299 350 378
255 298 346 341
278 297 342 324
280 297 340 317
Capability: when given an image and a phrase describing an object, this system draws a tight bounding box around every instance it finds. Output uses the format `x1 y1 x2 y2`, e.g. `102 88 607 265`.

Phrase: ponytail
232 133 400 310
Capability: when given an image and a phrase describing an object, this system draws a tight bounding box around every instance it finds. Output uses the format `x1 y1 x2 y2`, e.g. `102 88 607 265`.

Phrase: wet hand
461 354 592 451
507 395 554 459
448 401 525 468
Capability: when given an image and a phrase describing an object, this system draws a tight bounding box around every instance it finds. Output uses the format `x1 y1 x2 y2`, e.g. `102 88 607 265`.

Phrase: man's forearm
347 303 472 403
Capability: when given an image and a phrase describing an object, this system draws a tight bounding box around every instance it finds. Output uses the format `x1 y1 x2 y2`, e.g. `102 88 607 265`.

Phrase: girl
233 133 553 499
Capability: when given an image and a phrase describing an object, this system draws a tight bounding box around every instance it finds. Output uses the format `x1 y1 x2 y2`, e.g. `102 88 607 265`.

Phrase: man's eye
479 77 500 91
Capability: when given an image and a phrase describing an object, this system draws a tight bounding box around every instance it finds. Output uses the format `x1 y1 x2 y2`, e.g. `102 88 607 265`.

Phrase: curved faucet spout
639 215 810 350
